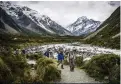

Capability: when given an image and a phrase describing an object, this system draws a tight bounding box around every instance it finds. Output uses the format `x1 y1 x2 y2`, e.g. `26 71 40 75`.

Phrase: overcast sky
13 1 120 27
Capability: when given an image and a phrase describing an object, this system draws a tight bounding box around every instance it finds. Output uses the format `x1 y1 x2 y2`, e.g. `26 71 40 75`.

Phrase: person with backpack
44 48 50 58
68 51 75 72
49 49 54 59
72 47 77 55
57 48 64 69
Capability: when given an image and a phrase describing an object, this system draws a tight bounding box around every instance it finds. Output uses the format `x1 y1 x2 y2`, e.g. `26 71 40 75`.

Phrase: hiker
65 48 70 56
14 49 20 55
49 48 54 59
44 48 50 58
57 48 64 69
68 51 75 72
72 47 77 55
22 49 26 55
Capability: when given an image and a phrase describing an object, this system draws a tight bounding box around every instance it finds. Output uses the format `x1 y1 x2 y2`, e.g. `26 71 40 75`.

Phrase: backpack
44 51 49 57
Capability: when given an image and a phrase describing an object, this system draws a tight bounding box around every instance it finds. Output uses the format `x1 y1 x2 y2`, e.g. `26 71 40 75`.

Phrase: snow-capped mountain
66 16 101 36
0 1 72 36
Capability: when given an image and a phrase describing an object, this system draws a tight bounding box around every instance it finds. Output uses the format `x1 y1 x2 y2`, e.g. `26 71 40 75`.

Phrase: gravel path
27 59 100 83
58 65 100 83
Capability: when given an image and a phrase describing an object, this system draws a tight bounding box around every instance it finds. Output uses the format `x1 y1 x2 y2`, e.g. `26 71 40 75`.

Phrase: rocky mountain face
84 7 120 49
66 16 101 36
0 1 72 36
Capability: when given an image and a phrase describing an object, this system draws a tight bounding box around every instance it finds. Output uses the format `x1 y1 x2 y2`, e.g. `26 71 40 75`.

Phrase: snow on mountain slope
66 16 101 36
0 1 72 36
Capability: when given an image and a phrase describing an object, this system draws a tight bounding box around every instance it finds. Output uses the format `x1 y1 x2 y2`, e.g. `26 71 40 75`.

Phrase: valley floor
27 43 119 83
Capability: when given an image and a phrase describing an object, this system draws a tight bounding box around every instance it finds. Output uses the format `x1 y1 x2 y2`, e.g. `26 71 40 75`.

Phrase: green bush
26 53 43 60
82 54 120 83
36 57 61 82
75 56 83 67
0 53 29 83
0 57 13 81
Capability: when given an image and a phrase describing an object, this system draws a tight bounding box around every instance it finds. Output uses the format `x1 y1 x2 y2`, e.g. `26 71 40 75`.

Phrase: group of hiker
44 47 77 72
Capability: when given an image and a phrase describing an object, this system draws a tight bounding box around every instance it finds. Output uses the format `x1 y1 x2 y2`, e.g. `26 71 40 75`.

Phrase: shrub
64 55 69 65
75 56 83 67
0 57 13 82
82 54 120 83
0 53 29 83
27 53 43 60
36 57 61 82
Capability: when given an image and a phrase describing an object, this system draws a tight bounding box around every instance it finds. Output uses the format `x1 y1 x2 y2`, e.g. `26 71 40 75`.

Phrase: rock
104 76 108 80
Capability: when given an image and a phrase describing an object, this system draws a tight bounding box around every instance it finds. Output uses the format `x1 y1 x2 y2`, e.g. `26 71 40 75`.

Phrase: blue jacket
58 53 64 60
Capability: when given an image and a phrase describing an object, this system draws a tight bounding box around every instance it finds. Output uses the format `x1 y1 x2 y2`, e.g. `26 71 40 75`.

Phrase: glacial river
26 42 120 64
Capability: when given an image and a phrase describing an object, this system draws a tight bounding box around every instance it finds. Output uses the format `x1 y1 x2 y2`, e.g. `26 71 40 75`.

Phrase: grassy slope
0 33 83 50
84 7 120 49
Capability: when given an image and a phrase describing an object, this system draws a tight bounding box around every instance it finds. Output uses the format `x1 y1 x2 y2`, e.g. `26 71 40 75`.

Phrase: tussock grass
0 57 13 81
36 57 61 82
82 54 120 83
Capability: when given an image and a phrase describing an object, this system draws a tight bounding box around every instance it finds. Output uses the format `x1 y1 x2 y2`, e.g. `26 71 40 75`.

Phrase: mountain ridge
84 7 120 49
0 1 72 36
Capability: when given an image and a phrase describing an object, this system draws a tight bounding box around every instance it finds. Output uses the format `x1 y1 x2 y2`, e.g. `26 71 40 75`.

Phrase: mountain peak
41 15 50 20
77 16 88 21
66 16 101 36
22 6 31 11
0 1 12 6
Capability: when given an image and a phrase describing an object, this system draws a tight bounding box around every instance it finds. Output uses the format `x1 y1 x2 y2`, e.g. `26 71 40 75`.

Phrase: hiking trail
58 65 100 83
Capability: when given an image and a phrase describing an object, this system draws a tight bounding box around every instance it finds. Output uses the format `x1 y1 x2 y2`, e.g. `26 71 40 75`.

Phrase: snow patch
112 33 120 38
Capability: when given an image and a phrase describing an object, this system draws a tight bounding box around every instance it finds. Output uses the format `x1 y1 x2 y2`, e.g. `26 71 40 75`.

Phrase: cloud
108 1 120 6
13 1 120 27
